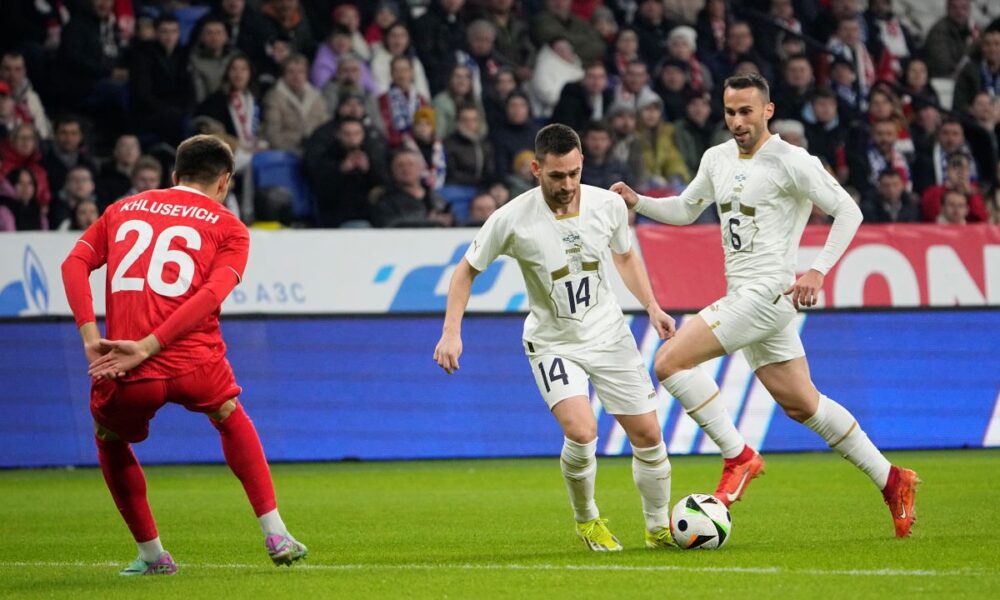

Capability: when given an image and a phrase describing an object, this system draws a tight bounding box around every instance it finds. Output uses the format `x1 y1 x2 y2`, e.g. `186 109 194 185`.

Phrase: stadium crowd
1 0 999 231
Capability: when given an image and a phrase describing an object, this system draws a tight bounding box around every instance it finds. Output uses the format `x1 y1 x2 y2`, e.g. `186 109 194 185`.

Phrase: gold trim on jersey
551 265 571 280
720 201 755 216
582 261 598 271
554 212 580 220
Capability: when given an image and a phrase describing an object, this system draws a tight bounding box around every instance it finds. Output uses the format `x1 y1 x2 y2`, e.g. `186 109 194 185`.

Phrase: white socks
560 437 600 522
804 394 891 489
632 442 672 531
258 508 289 537
662 368 746 458
137 537 164 562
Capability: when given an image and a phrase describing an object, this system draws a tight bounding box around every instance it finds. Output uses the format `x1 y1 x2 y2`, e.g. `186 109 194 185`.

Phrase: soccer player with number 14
61 135 307 575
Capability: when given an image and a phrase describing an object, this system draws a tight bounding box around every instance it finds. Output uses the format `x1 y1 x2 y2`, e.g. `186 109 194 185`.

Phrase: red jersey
64 186 249 380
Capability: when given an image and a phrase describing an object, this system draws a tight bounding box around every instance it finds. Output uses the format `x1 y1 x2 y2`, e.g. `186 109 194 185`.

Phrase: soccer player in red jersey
61 135 307 575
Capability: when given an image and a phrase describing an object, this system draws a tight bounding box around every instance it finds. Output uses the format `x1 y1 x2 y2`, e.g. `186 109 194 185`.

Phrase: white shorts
525 335 657 415
699 289 805 371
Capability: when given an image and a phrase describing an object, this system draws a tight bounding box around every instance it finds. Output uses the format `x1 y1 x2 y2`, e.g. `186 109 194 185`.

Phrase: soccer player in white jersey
611 73 918 537
434 124 679 551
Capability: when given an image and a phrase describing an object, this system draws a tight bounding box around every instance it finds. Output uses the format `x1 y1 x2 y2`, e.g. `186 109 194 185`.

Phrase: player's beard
543 184 577 209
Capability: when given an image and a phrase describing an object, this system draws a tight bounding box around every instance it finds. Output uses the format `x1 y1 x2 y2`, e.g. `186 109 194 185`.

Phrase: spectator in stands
129 14 195 147
531 0 605 65
0 168 46 231
305 116 384 228
372 148 452 227
608 102 644 185
899 57 940 116
465 191 499 226
482 66 519 131
261 0 316 58
695 0 729 60
414 0 469 94
42 115 97 200
310 27 372 91
505 149 536 197
207 0 272 66
607 28 640 85
320 54 380 124
55 0 127 116
454 19 511 101
579 121 629 190
530 37 584 119
0 124 50 208
405 106 447 190
673 92 729 177
0 82 19 139
813 0 861 44
867 85 915 158
829 56 864 121
707 21 772 86
954 27 1000 113
364 1 401 47
197 54 263 161
257 34 293 94
551 61 612 133
1 52 51 140
774 55 815 121
846 118 912 197
444 103 495 186
986 161 1000 223
910 100 942 158
491 92 537 178
803 87 848 175
653 59 692 122
938 188 971 224
50 165 97 230
433 64 486 139
925 0 977 77
96 133 140 208
864 0 916 78
772 119 809 149
337 91 387 146
191 17 237 104
920 153 989 222
378 55 431 148
126 155 164 197
70 197 99 230
827 15 880 110
371 23 432 100
666 26 712 96
331 3 371 62
636 95 689 189
862 169 921 223
475 0 533 83
613 59 657 112
262 53 329 154
913 118 979 193
967 92 1000 170
758 0 803 66
633 0 677 70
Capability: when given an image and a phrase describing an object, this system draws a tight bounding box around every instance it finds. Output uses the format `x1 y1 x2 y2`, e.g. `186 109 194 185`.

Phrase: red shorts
90 357 242 443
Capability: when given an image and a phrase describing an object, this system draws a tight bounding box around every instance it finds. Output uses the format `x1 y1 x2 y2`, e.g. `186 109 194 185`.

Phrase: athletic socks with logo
631 442 672 531
661 368 746 459
804 394 891 489
560 437 600 523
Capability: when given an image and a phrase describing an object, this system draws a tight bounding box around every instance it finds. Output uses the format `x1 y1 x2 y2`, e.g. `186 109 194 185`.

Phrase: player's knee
563 422 597 445
93 421 121 441
208 398 239 422
628 428 662 449
654 347 689 379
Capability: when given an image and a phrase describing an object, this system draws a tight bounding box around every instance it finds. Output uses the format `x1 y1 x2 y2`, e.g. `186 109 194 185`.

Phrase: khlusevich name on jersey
119 198 221 224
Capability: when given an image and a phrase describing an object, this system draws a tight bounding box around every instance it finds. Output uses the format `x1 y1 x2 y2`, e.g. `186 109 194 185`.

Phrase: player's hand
83 339 108 365
609 181 640 209
784 269 824 310
433 333 463 375
648 306 676 340
87 339 152 379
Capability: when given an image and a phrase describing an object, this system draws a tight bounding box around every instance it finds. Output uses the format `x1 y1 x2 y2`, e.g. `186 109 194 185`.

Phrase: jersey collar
172 185 213 199
738 133 779 159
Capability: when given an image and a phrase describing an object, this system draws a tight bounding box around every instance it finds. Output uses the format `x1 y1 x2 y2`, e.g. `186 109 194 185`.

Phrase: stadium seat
438 184 477 224
251 151 315 221
176 6 211 47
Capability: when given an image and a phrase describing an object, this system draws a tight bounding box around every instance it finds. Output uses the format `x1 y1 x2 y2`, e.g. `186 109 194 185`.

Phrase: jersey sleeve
634 149 715 224
464 210 510 272
609 196 631 254
211 221 251 283
61 214 110 327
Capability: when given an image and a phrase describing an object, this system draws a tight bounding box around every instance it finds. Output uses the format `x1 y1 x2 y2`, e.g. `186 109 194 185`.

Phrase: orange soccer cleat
882 465 920 537
713 446 766 507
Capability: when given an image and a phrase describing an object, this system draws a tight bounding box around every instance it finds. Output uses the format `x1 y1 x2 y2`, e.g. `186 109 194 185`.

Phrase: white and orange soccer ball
670 493 732 549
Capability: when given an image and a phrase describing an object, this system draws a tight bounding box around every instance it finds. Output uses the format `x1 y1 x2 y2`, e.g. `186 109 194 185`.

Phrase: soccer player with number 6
434 124 679 551
61 135 307 575
610 73 918 537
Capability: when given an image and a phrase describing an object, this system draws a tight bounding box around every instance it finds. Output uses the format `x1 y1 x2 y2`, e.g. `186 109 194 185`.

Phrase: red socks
211 403 277 517
95 436 158 543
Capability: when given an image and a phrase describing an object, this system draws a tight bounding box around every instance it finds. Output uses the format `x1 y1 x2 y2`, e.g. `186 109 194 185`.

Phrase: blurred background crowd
0 0 999 231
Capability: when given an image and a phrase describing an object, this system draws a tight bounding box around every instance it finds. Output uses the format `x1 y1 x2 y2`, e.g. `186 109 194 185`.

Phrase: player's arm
612 248 676 340
609 156 715 225
783 154 864 309
433 258 480 375
89 227 250 378
61 217 109 364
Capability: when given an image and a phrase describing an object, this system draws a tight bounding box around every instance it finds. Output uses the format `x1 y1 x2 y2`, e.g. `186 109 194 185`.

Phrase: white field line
0 561 986 578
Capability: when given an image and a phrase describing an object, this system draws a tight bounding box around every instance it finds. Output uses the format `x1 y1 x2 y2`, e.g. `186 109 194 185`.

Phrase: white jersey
671 134 855 298
466 184 633 353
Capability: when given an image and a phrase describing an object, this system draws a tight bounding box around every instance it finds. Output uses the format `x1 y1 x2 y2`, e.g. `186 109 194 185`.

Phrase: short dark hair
174 135 234 184
155 13 180 28
535 123 581 158
723 72 770 102
54 114 84 131
582 121 611 136
877 169 901 180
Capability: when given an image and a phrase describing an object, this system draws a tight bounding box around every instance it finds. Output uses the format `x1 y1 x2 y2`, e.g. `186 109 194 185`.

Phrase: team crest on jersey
735 173 747 183
562 232 580 245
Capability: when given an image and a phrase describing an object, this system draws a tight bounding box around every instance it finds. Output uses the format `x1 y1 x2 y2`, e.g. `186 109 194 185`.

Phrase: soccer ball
670 493 732 549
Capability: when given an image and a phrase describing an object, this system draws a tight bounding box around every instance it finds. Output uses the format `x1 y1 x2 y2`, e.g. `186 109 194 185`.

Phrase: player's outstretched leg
561 436 621 552
95 434 176 576
210 401 308 565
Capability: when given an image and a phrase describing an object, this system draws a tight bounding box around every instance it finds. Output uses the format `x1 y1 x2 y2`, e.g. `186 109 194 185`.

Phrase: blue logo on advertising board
0 246 48 316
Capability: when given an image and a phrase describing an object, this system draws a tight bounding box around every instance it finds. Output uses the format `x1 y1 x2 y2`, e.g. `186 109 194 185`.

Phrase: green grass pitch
2 450 998 598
